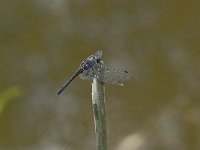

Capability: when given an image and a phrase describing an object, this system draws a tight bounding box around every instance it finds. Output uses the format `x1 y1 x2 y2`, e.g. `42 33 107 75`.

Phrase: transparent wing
79 63 131 86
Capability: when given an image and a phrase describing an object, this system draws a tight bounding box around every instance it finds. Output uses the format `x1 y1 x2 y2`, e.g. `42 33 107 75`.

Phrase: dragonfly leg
86 68 91 76
93 66 102 79
85 68 98 79
94 63 102 71
92 67 98 79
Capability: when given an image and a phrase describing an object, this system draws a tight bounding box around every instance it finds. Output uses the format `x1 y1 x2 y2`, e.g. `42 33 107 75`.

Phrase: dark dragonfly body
57 51 102 95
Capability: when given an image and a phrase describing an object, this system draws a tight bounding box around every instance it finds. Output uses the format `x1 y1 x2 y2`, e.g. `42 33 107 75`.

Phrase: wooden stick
92 77 107 150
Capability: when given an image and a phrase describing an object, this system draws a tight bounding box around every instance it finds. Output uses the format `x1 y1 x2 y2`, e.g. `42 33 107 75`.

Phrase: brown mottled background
0 1 200 150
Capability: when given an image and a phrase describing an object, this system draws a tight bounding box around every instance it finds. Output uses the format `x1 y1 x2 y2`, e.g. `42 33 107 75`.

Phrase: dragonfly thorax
81 58 97 70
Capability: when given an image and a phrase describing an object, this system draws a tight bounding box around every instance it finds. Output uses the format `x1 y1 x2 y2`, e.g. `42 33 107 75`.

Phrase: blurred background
0 0 200 150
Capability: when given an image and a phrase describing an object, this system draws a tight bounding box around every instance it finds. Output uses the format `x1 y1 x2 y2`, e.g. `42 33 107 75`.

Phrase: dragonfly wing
94 64 131 85
79 63 131 86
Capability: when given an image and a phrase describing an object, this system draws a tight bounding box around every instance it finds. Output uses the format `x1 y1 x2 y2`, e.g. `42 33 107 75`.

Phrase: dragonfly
57 51 130 95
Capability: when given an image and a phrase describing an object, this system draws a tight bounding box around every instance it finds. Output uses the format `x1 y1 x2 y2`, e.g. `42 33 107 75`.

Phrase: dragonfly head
94 50 103 63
